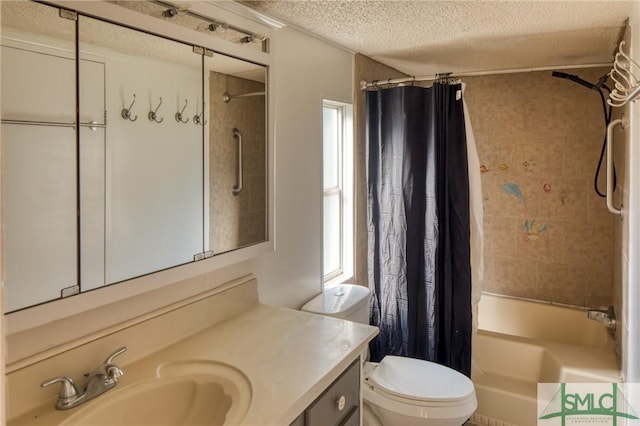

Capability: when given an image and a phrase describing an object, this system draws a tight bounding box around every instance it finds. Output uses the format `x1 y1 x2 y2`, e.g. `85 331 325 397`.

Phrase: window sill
323 273 355 291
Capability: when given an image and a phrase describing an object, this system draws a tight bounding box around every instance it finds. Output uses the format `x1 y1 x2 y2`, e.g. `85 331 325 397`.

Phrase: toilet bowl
301 284 477 426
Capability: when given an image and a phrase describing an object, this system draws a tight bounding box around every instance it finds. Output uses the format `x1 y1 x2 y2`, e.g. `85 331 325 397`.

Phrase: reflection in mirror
78 16 204 287
1 1 78 311
206 54 267 254
1 2 269 313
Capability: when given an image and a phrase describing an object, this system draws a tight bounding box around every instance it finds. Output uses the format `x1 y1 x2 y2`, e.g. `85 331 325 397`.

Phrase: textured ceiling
241 0 633 76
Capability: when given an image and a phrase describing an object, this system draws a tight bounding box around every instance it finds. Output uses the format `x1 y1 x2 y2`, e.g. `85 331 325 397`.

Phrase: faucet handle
41 376 79 400
106 365 124 381
104 346 128 364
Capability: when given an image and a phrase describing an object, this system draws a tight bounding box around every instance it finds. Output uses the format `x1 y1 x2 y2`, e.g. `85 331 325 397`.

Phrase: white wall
624 0 640 383
253 27 354 308
100 43 203 286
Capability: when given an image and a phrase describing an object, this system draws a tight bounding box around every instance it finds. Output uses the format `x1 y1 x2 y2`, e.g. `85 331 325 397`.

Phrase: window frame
322 99 353 288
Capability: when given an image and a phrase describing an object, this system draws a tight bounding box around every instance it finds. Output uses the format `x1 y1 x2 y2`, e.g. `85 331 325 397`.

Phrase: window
322 100 353 287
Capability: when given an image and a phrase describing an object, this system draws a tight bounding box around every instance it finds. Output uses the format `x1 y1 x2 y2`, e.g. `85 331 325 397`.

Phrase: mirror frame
4 0 275 338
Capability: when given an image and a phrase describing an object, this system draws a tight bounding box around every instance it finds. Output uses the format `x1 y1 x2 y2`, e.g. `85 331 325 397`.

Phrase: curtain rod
360 62 613 91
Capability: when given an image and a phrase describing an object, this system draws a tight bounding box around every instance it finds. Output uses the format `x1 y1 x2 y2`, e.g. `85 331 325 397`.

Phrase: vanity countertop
10 302 378 426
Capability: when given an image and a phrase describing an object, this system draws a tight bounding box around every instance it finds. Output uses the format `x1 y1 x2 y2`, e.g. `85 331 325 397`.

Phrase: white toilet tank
301 284 371 324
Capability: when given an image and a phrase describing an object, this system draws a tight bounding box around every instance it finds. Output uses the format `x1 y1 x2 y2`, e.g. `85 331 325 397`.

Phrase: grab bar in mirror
232 128 243 196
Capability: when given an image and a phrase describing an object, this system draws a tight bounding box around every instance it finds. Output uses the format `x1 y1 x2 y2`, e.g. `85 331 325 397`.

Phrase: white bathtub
472 293 620 426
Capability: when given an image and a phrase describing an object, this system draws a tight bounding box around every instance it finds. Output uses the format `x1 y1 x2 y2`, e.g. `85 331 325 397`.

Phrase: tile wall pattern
209 72 266 253
353 57 614 308
464 68 614 307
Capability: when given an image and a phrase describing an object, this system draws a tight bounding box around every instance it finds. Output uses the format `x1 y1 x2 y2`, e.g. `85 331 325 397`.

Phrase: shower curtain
367 82 474 377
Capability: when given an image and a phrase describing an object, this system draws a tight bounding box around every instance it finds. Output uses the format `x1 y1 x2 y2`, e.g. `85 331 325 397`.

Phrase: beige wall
465 68 614 307
352 54 407 287
252 26 354 308
209 72 266 252
610 29 630 365
612 21 638 379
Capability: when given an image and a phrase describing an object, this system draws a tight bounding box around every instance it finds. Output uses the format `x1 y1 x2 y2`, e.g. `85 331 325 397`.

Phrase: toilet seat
363 383 477 421
367 356 475 405
362 357 477 425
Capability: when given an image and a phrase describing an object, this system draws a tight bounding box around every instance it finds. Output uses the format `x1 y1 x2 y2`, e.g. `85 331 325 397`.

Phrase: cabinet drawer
306 359 360 426
289 412 305 426
339 406 359 426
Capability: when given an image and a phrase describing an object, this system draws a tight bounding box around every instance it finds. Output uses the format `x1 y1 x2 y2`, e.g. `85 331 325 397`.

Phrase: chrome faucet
41 346 127 410
587 306 616 332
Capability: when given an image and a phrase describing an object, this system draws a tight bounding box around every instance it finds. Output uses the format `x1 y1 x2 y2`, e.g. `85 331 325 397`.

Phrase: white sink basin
59 361 251 426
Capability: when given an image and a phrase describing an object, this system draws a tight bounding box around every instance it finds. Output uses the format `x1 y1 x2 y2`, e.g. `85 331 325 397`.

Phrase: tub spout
587 306 616 332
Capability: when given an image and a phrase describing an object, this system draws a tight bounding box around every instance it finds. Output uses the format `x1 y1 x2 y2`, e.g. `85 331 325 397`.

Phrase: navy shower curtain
367 83 472 377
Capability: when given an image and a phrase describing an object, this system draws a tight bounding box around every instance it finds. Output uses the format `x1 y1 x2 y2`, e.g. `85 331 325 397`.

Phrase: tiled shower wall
209 72 266 253
464 68 614 307
353 58 614 308
353 54 408 287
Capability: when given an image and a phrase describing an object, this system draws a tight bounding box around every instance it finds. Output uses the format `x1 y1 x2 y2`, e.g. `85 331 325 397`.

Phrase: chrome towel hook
148 97 164 123
175 99 189 123
121 94 138 121
193 109 207 125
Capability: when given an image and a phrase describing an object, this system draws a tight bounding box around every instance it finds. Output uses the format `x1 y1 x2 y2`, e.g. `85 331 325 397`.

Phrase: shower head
551 71 599 90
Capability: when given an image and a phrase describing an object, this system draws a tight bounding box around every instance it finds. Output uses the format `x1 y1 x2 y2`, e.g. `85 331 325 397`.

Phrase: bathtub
471 293 621 426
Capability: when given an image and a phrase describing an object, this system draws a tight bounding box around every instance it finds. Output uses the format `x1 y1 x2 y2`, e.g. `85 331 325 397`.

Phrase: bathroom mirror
1 1 78 312
205 53 267 254
78 15 205 287
1 1 269 313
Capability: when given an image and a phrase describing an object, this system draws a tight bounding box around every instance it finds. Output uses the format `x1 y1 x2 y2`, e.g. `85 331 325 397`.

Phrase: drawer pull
337 395 346 411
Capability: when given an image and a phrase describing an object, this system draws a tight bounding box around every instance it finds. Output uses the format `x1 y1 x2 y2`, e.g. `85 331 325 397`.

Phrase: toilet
301 284 477 426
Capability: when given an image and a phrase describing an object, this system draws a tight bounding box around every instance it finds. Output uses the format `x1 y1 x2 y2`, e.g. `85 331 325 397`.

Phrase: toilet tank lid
301 284 371 317
369 356 475 403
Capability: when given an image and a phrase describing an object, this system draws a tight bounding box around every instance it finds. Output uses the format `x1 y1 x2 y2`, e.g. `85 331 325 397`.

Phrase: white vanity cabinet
291 358 361 426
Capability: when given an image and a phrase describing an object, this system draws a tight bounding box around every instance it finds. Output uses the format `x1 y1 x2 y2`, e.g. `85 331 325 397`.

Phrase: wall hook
121 94 138 121
175 99 190 123
148 97 164 123
193 109 207 125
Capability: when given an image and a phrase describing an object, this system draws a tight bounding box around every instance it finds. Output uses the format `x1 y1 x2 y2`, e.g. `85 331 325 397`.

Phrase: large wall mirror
206 55 267 254
1 1 268 313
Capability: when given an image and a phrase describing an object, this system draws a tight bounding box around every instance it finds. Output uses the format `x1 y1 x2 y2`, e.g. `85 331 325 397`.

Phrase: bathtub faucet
587 306 616 332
